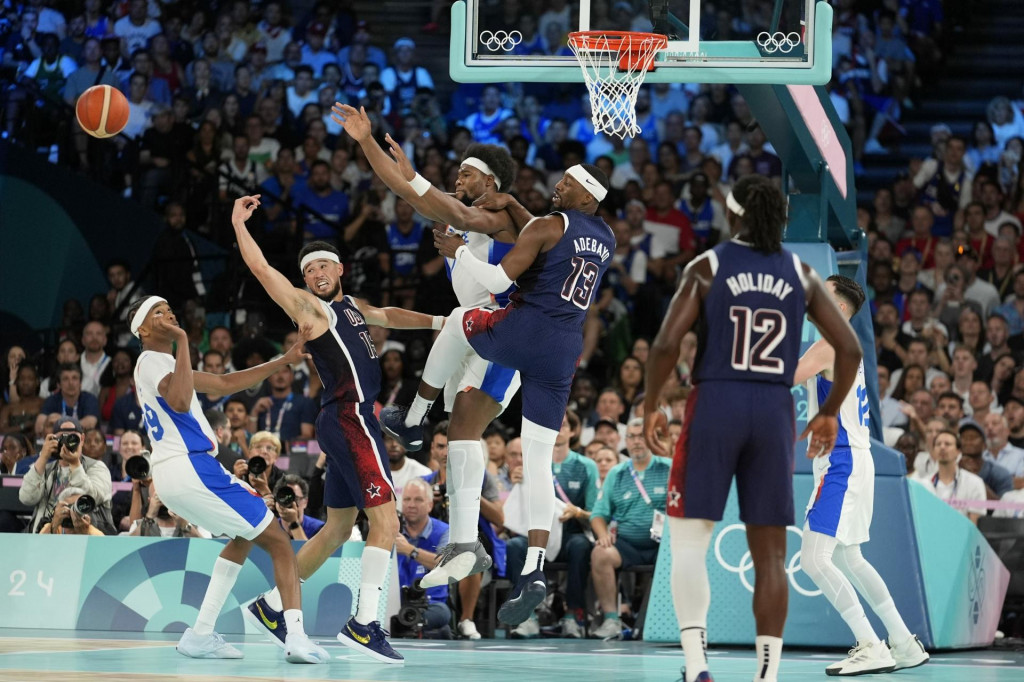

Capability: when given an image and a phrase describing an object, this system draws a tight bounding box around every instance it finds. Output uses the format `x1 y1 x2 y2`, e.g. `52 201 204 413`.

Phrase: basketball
75 84 130 139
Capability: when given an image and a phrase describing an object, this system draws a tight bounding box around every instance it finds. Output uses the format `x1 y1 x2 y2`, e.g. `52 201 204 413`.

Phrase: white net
568 32 667 140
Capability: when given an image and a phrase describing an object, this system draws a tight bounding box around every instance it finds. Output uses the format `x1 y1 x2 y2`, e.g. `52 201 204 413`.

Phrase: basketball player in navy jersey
795 276 928 676
229 196 440 664
642 175 863 682
367 158 615 626
331 102 522 592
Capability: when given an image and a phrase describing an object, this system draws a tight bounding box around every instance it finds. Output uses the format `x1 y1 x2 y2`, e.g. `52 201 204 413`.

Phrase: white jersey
444 227 515 309
134 350 217 464
808 359 871 451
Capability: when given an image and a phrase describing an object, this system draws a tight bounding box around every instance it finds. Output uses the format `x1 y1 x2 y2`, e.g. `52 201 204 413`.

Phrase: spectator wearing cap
380 38 434 113
300 21 335 77
19 417 114 534
982 411 1024 486
959 421 1014 499
913 135 972 237
336 20 387 72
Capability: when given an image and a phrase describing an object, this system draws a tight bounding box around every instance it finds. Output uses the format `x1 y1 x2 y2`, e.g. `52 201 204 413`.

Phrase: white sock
284 608 306 637
754 635 783 681
524 546 546 575
355 546 391 625
193 557 241 636
447 440 485 544
669 517 714 680
801 531 879 646
520 417 557 532
834 544 913 645
405 394 434 427
265 586 283 611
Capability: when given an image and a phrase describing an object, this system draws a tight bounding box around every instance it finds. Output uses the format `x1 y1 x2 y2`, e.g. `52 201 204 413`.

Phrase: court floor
0 631 1022 681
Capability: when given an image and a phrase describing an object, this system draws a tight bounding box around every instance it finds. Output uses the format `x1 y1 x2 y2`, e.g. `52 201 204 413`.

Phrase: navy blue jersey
510 210 615 325
386 222 426 277
305 296 382 406
693 240 808 386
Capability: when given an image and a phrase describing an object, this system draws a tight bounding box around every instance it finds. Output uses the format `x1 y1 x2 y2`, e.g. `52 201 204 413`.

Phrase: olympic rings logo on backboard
756 31 802 54
713 523 822 597
479 30 522 52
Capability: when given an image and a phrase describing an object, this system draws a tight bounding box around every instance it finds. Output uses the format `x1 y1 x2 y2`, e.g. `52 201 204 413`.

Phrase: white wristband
409 173 431 197
431 315 443 331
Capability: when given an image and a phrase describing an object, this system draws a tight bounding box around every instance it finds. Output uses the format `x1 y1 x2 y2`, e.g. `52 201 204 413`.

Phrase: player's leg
669 518 715 681
422 362 516 587
833 543 929 670
744 525 787 681
177 537 249 660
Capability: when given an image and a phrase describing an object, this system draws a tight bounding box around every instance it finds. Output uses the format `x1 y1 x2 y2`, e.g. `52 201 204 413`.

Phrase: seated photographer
116 438 154 532
232 430 286 506
395 478 452 638
274 474 324 540
38 488 104 536
127 487 211 538
19 417 115 534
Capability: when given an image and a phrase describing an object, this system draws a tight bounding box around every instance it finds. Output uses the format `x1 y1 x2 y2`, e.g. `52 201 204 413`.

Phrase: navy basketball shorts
668 381 795 526
316 400 395 510
462 306 582 432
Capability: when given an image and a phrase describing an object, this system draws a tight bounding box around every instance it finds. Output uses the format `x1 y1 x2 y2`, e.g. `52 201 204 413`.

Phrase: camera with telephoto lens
60 494 96 529
57 432 81 454
124 451 152 480
274 485 296 508
395 582 431 634
247 455 268 476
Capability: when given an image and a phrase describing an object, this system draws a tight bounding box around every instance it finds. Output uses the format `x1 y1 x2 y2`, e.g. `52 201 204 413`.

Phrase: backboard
451 0 832 85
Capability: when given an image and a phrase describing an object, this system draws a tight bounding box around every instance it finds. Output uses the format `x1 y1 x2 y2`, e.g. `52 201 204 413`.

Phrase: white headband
726 191 746 217
300 250 341 272
130 296 167 338
461 157 500 189
565 164 608 202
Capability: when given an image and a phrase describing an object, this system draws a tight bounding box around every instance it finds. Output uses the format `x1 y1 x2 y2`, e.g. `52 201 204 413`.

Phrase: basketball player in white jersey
795 275 929 675
128 296 329 664
333 103 522 589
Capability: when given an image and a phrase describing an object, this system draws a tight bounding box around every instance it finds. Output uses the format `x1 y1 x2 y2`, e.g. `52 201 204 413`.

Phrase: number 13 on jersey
561 256 600 309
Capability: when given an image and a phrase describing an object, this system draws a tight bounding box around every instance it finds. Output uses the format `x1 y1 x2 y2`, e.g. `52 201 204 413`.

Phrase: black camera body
395 582 431 632
57 433 81 453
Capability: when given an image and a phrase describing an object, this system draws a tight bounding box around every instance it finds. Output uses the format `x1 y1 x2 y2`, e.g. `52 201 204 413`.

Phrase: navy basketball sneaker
337 617 404 664
497 569 547 626
244 595 287 649
379 405 424 451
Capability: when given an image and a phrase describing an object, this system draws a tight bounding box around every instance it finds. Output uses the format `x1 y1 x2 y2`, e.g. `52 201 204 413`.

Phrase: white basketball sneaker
825 641 895 676
176 628 243 659
888 635 929 671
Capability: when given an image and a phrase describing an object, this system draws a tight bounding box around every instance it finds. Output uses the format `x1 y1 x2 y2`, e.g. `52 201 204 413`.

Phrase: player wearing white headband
129 296 328 664
229 195 439 665
332 104 524 630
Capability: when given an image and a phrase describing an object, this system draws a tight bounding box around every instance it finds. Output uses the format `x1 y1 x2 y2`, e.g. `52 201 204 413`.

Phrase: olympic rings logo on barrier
756 31 802 54
713 523 822 597
479 30 523 52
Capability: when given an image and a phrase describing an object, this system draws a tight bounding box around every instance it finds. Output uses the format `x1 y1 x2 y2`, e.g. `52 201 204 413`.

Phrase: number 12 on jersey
729 306 786 374
561 256 600 309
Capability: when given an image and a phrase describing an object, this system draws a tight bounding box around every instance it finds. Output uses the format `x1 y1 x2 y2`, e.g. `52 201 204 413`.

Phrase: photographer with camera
38 488 103 536
19 417 114 534
128 487 209 538
274 475 324 540
394 478 452 638
232 431 286 507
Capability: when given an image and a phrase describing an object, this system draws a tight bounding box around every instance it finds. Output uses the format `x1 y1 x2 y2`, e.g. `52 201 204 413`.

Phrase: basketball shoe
176 628 243 659
420 541 492 588
498 569 547 626
337 617 405 664
379 406 424 451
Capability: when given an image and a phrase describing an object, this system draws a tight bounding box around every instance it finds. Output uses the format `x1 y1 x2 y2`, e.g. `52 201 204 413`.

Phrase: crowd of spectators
2 0 1023 639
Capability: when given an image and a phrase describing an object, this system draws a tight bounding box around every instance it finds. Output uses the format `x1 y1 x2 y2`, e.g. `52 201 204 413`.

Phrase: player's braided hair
826 274 866 314
732 175 786 253
463 144 516 192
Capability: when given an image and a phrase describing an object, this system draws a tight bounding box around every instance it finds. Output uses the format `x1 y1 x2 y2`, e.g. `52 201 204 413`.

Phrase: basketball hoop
568 31 668 140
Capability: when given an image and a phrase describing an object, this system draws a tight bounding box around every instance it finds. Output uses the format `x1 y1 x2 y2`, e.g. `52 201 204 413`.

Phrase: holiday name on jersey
725 272 794 301
574 237 611 262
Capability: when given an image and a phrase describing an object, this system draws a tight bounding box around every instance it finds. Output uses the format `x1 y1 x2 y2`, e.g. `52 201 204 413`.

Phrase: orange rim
568 31 669 52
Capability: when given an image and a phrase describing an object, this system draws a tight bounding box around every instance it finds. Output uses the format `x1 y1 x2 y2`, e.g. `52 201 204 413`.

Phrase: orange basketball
75 85 130 139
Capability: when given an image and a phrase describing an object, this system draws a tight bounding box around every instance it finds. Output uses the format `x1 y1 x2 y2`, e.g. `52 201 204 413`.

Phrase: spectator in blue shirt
291 159 350 241
395 477 452 637
36 364 101 433
249 360 316 443
275 475 324 540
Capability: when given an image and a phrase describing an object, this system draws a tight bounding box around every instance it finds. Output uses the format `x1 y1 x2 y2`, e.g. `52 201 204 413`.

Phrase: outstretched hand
472 192 513 212
383 133 416 181
433 228 465 259
331 103 372 142
283 322 314 366
800 413 838 459
232 195 261 224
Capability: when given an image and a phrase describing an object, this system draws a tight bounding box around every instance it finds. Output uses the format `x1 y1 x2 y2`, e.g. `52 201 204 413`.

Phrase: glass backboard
451 0 833 85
